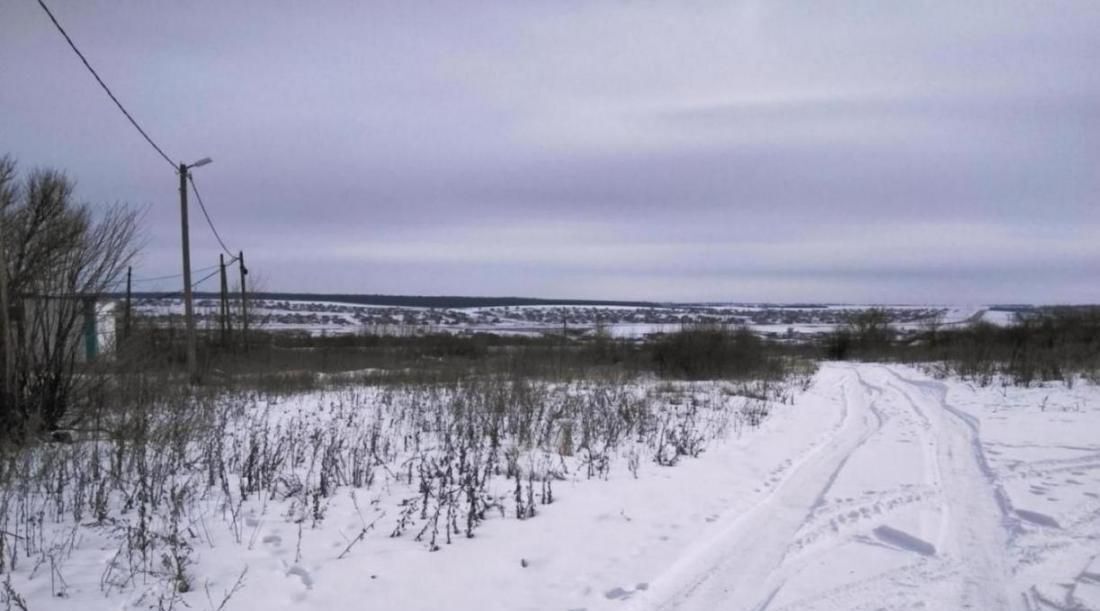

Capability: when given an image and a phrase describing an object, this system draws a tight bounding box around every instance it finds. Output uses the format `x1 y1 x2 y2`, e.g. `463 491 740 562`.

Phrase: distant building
13 295 116 363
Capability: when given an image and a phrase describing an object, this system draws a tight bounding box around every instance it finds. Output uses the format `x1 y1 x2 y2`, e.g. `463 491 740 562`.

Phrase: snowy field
2 363 1097 610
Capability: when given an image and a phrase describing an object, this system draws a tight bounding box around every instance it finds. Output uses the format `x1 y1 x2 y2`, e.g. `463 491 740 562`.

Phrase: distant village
132 296 955 339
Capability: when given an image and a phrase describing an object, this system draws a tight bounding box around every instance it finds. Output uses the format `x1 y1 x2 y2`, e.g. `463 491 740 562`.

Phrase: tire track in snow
768 555 958 611
622 365 884 611
1002 453 1100 481
785 485 942 561
768 366 1016 610
805 370 886 514
621 365 1023 611
882 366 1020 610
760 367 949 610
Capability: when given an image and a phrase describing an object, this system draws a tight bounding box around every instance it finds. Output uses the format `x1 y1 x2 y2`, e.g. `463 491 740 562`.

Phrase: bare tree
0 157 17 415
0 155 139 440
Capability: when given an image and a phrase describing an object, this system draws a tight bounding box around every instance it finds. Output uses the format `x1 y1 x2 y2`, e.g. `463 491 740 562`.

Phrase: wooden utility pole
179 163 198 382
124 266 132 341
223 263 232 338
218 253 230 346
238 250 248 350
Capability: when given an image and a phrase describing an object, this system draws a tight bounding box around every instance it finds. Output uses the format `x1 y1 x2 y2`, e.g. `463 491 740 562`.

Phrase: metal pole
179 163 197 382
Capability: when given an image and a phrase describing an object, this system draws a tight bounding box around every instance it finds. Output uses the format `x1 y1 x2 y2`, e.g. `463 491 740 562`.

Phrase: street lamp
179 157 212 382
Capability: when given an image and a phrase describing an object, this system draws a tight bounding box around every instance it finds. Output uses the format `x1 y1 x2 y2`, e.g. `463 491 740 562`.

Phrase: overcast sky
3 2 1099 303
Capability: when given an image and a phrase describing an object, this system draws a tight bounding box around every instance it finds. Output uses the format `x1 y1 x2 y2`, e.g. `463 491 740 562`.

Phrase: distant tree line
823 307 1100 385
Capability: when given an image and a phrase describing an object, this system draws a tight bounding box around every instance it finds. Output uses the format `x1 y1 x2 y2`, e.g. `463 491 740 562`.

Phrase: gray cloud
2 1 1098 302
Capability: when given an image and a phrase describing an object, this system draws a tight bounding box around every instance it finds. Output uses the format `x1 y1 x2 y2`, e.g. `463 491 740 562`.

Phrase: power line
137 270 220 301
124 272 185 285
187 175 237 259
103 263 223 289
142 263 222 284
36 0 176 170
191 266 222 290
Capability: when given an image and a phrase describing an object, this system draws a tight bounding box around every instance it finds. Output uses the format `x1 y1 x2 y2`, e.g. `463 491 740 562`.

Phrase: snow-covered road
625 364 1098 611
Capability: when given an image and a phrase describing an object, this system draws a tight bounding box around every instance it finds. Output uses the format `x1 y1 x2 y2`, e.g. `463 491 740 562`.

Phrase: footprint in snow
1015 509 1061 529
604 583 648 601
872 525 937 557
605 587 631 600
287 565 314 589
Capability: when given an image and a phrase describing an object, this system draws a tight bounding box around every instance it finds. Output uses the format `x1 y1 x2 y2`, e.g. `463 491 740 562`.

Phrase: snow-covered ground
981 309 1023 326
5 364 1096 610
